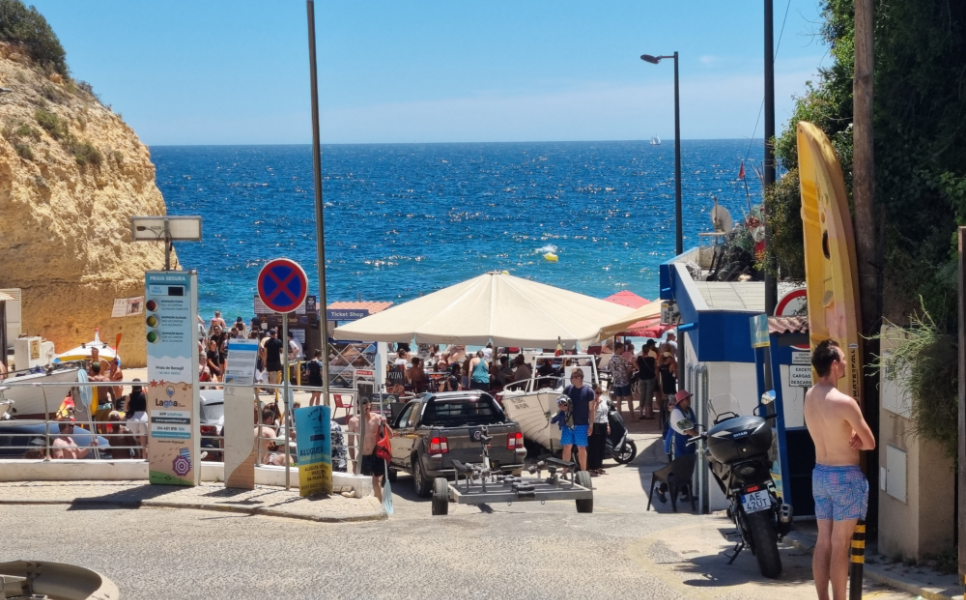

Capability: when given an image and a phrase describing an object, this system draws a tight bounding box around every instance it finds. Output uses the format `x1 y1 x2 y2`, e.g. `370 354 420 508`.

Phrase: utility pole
763 0 777 316
853 0 880 535
306 0 330 409
958 227 966 587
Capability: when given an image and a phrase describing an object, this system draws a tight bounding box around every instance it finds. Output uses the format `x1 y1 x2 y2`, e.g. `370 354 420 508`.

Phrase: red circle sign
776 288 809 350
257 258 309 314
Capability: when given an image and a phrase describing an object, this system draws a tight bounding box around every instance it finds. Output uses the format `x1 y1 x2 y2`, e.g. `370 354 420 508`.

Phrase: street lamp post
641 52 682 256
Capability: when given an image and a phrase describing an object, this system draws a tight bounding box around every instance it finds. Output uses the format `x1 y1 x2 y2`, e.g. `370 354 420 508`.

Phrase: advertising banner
294 405 333 497
145 271 200 486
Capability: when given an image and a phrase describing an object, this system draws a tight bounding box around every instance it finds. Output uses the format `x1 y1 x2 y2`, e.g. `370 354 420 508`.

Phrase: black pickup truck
388 390 527 497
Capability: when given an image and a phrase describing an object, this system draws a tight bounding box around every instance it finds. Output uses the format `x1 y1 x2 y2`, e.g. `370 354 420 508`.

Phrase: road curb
0 497 388 524
785 535 956 600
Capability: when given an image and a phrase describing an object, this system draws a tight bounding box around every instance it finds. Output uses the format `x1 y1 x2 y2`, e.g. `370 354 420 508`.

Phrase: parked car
198 389 225 461
388 390 527 497
0 422 109 459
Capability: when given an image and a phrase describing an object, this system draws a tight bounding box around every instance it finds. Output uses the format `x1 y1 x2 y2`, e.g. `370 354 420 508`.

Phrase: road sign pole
283 316 291 490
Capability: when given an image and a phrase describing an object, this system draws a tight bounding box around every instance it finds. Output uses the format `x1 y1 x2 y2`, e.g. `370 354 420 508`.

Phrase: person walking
657 351 678 431
805 339 875 600
123 380 148 459
560 369 593 473
607 342 633 416
306 350 324 406
262 329 284 395
636 340 659 420
469 350 490 391
587 384 610 476
347 399 392 503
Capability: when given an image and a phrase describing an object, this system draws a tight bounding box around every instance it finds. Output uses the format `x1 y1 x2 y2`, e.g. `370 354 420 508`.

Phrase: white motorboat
0 367 83 419
499 353 601 452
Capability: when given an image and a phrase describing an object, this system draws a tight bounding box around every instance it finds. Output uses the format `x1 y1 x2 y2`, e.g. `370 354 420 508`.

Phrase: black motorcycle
684 395 792 580
604 401 637 464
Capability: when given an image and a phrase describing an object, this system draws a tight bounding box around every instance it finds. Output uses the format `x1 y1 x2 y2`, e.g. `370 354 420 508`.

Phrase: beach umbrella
332 271 634 349
596 300 663 341
603 290 649 310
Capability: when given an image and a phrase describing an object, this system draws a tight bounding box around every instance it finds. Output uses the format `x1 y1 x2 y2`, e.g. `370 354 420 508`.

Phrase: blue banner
294 405 333 497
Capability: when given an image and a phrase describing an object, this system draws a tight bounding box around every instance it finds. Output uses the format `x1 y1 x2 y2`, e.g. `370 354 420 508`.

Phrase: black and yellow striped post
849 519 866 600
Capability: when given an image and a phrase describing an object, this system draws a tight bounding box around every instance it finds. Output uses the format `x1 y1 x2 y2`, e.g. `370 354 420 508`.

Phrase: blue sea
153 140 764 320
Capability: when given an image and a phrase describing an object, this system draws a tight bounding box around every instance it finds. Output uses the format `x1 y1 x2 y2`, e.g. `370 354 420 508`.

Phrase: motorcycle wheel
613 440 637 464
744 510 782 579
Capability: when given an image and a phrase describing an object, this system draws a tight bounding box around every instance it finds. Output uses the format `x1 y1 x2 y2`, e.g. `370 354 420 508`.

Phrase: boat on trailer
499 353 601 453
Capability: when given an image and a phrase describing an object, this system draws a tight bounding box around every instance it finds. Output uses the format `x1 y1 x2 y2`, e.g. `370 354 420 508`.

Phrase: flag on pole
737 161 746 181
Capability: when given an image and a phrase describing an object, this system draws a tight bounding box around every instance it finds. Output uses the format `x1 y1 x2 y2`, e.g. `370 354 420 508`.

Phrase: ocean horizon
154 139 766 320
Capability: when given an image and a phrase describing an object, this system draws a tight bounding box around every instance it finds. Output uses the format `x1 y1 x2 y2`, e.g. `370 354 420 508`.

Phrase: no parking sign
257 259 308 314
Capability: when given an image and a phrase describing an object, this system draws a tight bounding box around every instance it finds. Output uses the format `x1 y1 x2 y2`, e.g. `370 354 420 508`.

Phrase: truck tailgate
434 425 520 468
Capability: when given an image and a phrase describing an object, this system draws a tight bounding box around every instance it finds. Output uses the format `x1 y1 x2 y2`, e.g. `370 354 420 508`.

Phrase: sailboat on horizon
650 135 661 145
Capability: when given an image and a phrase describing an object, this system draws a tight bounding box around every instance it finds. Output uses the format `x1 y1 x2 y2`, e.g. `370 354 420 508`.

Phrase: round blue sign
257 258 308 314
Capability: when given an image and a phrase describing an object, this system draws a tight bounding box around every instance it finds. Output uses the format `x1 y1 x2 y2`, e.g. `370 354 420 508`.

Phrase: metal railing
0 379 363 475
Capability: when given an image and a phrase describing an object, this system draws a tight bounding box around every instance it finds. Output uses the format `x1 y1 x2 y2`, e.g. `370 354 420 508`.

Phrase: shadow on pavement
66 483 186 511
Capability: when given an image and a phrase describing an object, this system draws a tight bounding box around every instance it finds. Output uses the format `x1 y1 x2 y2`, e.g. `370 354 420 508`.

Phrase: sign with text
145 271 200 486
223 338 259 385
791 352 810 365
294 405 333 497
788 365 813 387
112 296 144 318
326 308 370 322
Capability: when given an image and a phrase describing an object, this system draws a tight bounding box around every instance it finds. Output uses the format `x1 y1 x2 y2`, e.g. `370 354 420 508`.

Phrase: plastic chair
333 394 354 421
646 453 697 513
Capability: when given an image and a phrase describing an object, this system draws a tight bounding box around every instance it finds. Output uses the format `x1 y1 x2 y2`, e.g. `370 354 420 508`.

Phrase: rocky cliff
0 42 176 367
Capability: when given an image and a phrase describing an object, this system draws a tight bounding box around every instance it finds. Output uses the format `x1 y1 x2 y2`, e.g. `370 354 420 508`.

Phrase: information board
145 271 200 486
223 338 259 385
294 405 333 497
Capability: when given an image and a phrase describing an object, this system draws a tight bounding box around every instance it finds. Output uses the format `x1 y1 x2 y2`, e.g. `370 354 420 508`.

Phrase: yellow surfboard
797 122 863 404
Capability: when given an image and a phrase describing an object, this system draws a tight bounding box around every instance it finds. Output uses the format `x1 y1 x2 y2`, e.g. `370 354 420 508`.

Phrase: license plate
741 490 771 514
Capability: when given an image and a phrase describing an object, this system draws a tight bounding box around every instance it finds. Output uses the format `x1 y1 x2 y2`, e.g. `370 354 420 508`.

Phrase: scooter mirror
677 419 695 431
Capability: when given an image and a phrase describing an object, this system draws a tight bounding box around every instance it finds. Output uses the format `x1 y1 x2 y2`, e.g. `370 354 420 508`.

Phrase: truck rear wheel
413 458 432 498
575 470 593 513
431 477 449 516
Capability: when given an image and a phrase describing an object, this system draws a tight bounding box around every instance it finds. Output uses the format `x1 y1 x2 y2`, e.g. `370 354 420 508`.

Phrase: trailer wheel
431 477 449 516
575 470 593 513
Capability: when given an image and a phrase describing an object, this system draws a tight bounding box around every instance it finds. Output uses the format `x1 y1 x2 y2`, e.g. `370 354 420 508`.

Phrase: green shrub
34 107 64 139
876 305 959 461
39 82 64 103
70 139 101 167
14 123 39 141
0 0 68 77
13 141 31 160
112 150 123 164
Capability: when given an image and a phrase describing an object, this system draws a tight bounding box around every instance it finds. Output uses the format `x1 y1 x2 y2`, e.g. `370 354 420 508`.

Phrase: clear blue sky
29 0 830 145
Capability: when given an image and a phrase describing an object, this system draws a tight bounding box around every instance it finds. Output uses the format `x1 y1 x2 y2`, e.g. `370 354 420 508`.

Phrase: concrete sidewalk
786 524 962 600
0 481 386 523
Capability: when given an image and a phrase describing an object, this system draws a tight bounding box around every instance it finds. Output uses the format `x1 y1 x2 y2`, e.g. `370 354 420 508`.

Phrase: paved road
0 433 913 600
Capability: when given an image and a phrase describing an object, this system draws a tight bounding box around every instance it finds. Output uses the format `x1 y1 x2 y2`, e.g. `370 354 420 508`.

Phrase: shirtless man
51 420 98 459
347 399 392 502
805 339 875 600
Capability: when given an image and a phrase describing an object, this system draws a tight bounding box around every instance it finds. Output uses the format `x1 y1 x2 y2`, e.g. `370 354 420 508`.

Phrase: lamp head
640 54 661 65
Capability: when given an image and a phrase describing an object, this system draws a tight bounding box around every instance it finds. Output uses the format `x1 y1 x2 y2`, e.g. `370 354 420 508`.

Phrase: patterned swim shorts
560 425 589 448
812 464 868 521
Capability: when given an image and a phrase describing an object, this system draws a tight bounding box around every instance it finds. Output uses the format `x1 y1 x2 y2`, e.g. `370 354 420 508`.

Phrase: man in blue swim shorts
805 340 875 600
561 369 594 473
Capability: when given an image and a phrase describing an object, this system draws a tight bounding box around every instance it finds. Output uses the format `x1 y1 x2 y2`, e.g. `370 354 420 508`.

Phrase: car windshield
421 397 505 427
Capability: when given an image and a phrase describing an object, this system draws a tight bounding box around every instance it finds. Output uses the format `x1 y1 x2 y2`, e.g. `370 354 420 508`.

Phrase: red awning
603 291 670 337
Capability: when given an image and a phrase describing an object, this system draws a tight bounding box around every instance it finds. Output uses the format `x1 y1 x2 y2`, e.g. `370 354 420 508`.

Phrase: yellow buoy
543 252 558 262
